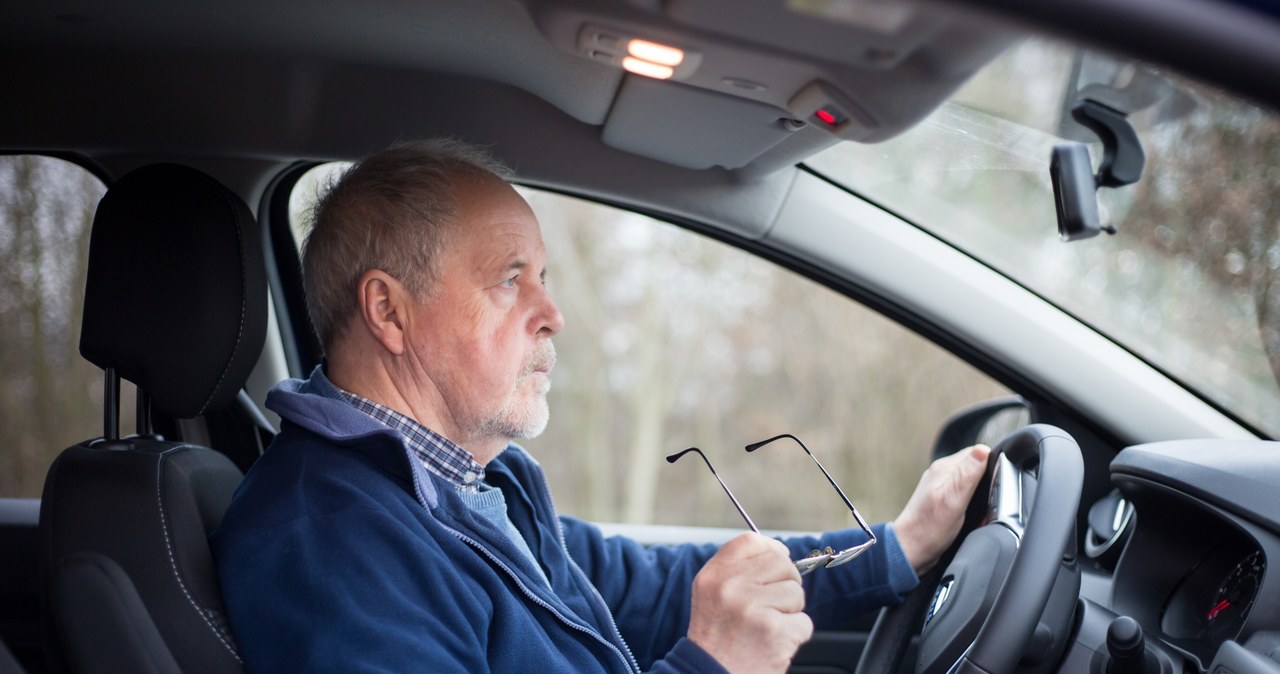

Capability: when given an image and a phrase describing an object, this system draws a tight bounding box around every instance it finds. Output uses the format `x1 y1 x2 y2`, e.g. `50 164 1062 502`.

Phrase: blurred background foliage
517 189 1007 531
0 156 120 497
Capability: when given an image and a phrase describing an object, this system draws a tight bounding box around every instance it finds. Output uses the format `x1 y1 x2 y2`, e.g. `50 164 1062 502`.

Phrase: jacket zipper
444 525 639 673
406 450 641 673
535 469 642 674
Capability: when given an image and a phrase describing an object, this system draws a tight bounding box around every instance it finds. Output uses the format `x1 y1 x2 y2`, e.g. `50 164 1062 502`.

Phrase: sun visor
602 76 800 170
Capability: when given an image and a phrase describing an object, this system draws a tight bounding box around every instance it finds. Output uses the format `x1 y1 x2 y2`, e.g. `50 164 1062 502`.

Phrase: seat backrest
39 164 267 674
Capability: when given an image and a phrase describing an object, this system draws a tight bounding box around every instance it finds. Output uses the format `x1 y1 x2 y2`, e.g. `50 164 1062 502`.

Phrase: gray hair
301 138 513 352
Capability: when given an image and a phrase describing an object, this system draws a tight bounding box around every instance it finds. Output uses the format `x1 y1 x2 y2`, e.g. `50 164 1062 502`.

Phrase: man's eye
501 275 518 288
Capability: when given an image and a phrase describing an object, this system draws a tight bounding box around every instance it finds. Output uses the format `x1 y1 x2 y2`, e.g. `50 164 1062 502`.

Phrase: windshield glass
806 37 1280 438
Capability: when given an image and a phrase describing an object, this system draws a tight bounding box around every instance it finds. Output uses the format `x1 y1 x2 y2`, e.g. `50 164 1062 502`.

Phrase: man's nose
537 286 564 337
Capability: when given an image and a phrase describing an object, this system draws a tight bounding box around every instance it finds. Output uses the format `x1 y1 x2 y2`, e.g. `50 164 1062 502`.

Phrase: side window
0 156 130 498
287 168 1011 531
519 189 1010 531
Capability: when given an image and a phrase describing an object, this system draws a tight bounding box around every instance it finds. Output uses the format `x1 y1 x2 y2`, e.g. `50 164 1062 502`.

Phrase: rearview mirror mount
1049 99 1145 242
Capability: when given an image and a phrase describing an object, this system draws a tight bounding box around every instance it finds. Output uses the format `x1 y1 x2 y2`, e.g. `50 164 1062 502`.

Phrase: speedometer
1161 545 1267 665
1205 550 1265 628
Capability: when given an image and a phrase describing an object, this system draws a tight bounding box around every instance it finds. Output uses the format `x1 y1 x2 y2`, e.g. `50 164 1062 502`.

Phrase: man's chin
514 402 550 439
482 397 550 441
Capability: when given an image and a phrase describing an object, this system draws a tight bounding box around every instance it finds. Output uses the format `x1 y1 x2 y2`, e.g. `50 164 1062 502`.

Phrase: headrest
79 164 267 419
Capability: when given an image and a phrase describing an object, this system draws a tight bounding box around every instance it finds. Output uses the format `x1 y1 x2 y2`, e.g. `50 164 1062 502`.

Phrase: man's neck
326 355 507 466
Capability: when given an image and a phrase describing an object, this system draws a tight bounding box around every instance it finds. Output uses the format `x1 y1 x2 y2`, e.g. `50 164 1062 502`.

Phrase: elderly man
211 139 990 673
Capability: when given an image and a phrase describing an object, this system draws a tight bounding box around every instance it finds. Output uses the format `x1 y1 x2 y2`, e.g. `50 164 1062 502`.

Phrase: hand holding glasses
666 434 877 576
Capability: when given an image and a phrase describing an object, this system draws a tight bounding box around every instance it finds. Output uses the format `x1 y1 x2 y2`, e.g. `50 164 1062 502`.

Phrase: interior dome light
627 39 685 67
622 57 675 80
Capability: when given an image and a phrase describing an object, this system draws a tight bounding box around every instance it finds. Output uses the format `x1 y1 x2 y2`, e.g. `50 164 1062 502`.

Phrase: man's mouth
527 344 557 376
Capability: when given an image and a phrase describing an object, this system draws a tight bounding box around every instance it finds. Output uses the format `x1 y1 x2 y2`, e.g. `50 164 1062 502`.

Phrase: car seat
38 163 267 674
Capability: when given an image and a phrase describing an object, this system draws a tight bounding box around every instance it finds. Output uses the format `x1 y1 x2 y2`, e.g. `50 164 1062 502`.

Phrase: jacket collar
264 366 535 511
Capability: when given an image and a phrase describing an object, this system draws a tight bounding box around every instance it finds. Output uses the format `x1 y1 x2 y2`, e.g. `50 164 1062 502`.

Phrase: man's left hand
892 445 991 575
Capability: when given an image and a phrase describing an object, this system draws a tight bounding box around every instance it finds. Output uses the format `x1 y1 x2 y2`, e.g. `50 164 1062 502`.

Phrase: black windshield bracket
1050 98 1146 241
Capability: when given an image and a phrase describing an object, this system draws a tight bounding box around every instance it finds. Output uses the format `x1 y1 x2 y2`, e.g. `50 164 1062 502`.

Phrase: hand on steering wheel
856 424 1084 674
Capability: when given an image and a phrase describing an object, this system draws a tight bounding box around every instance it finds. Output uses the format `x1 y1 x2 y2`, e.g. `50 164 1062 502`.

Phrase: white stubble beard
478 341 556 440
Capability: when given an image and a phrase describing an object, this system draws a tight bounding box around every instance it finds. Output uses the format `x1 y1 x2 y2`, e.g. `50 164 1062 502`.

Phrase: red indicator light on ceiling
814 105 848 127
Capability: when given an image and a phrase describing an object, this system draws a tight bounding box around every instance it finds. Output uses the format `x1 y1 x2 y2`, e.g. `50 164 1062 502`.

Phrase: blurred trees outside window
290 174 1010 531
0 156 123 497
520 190 1009 530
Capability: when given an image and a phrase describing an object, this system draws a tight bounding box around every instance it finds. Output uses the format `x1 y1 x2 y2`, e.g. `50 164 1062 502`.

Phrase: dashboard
1106 440 1280 671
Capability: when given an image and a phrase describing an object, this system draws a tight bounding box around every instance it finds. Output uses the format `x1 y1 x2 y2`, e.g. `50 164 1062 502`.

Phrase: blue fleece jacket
211 372 918 672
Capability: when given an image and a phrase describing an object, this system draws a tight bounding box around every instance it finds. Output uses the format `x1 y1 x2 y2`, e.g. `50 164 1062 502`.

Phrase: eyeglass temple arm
667 447 760 533
744 434 877 543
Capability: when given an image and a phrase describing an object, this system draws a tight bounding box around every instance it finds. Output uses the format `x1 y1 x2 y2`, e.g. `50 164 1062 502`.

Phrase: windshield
806 38 1280 438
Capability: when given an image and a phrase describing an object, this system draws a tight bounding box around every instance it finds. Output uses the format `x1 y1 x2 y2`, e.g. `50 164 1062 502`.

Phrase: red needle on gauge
1207 599 1231 620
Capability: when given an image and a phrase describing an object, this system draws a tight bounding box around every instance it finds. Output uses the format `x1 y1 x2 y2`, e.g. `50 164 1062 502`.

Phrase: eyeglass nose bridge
824 539 876 568
795 537 875 576
796 548 836 576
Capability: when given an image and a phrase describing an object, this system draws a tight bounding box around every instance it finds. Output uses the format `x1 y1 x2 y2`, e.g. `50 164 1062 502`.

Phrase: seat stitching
154 452 243 662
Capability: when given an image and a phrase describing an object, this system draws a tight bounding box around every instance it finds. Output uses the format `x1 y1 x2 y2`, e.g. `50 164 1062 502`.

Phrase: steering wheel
856 424 1084 674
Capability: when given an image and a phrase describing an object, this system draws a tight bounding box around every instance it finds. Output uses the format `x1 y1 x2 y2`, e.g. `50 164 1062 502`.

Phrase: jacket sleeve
645 637 732 674
774 522 920 627
560 517 917 670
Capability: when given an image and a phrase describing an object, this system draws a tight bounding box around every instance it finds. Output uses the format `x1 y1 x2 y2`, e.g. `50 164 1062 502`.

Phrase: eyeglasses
667 434 877 576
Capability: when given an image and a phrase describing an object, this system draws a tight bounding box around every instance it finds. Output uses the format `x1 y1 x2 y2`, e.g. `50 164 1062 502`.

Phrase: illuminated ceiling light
627 39 685 67
622 56 674 80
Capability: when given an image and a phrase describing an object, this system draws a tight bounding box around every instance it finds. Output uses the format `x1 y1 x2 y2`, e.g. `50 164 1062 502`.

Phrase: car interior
3 1 1280 673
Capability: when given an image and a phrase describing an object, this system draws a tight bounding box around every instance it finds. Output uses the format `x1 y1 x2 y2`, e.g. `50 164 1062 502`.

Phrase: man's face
405 176 563 447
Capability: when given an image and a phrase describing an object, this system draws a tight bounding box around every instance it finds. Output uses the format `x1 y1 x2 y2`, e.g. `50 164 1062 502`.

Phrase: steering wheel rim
855 424 1084 674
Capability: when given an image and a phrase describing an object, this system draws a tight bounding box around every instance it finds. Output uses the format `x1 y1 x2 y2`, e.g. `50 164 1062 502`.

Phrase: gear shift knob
1107 616 1156 674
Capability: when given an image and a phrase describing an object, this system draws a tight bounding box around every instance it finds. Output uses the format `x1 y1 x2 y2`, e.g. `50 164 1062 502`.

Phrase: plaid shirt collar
336 389 486 492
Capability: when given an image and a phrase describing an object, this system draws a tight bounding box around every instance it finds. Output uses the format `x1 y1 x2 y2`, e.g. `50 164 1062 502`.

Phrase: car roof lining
2 0 1022 176
8 0 1280 189
6 0 1280 178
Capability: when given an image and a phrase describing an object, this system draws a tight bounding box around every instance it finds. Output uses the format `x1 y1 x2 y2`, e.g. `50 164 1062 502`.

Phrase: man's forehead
449 216 545 274
478 227 545 269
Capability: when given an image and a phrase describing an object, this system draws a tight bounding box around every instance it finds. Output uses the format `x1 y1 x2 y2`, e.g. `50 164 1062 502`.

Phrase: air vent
1085 489 1135 569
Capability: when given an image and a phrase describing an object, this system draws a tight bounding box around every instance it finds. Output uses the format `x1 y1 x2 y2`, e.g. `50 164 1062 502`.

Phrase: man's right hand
687 532 813 674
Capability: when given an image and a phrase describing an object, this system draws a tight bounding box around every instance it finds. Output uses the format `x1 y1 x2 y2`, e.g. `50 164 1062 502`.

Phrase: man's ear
356 269 410 356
